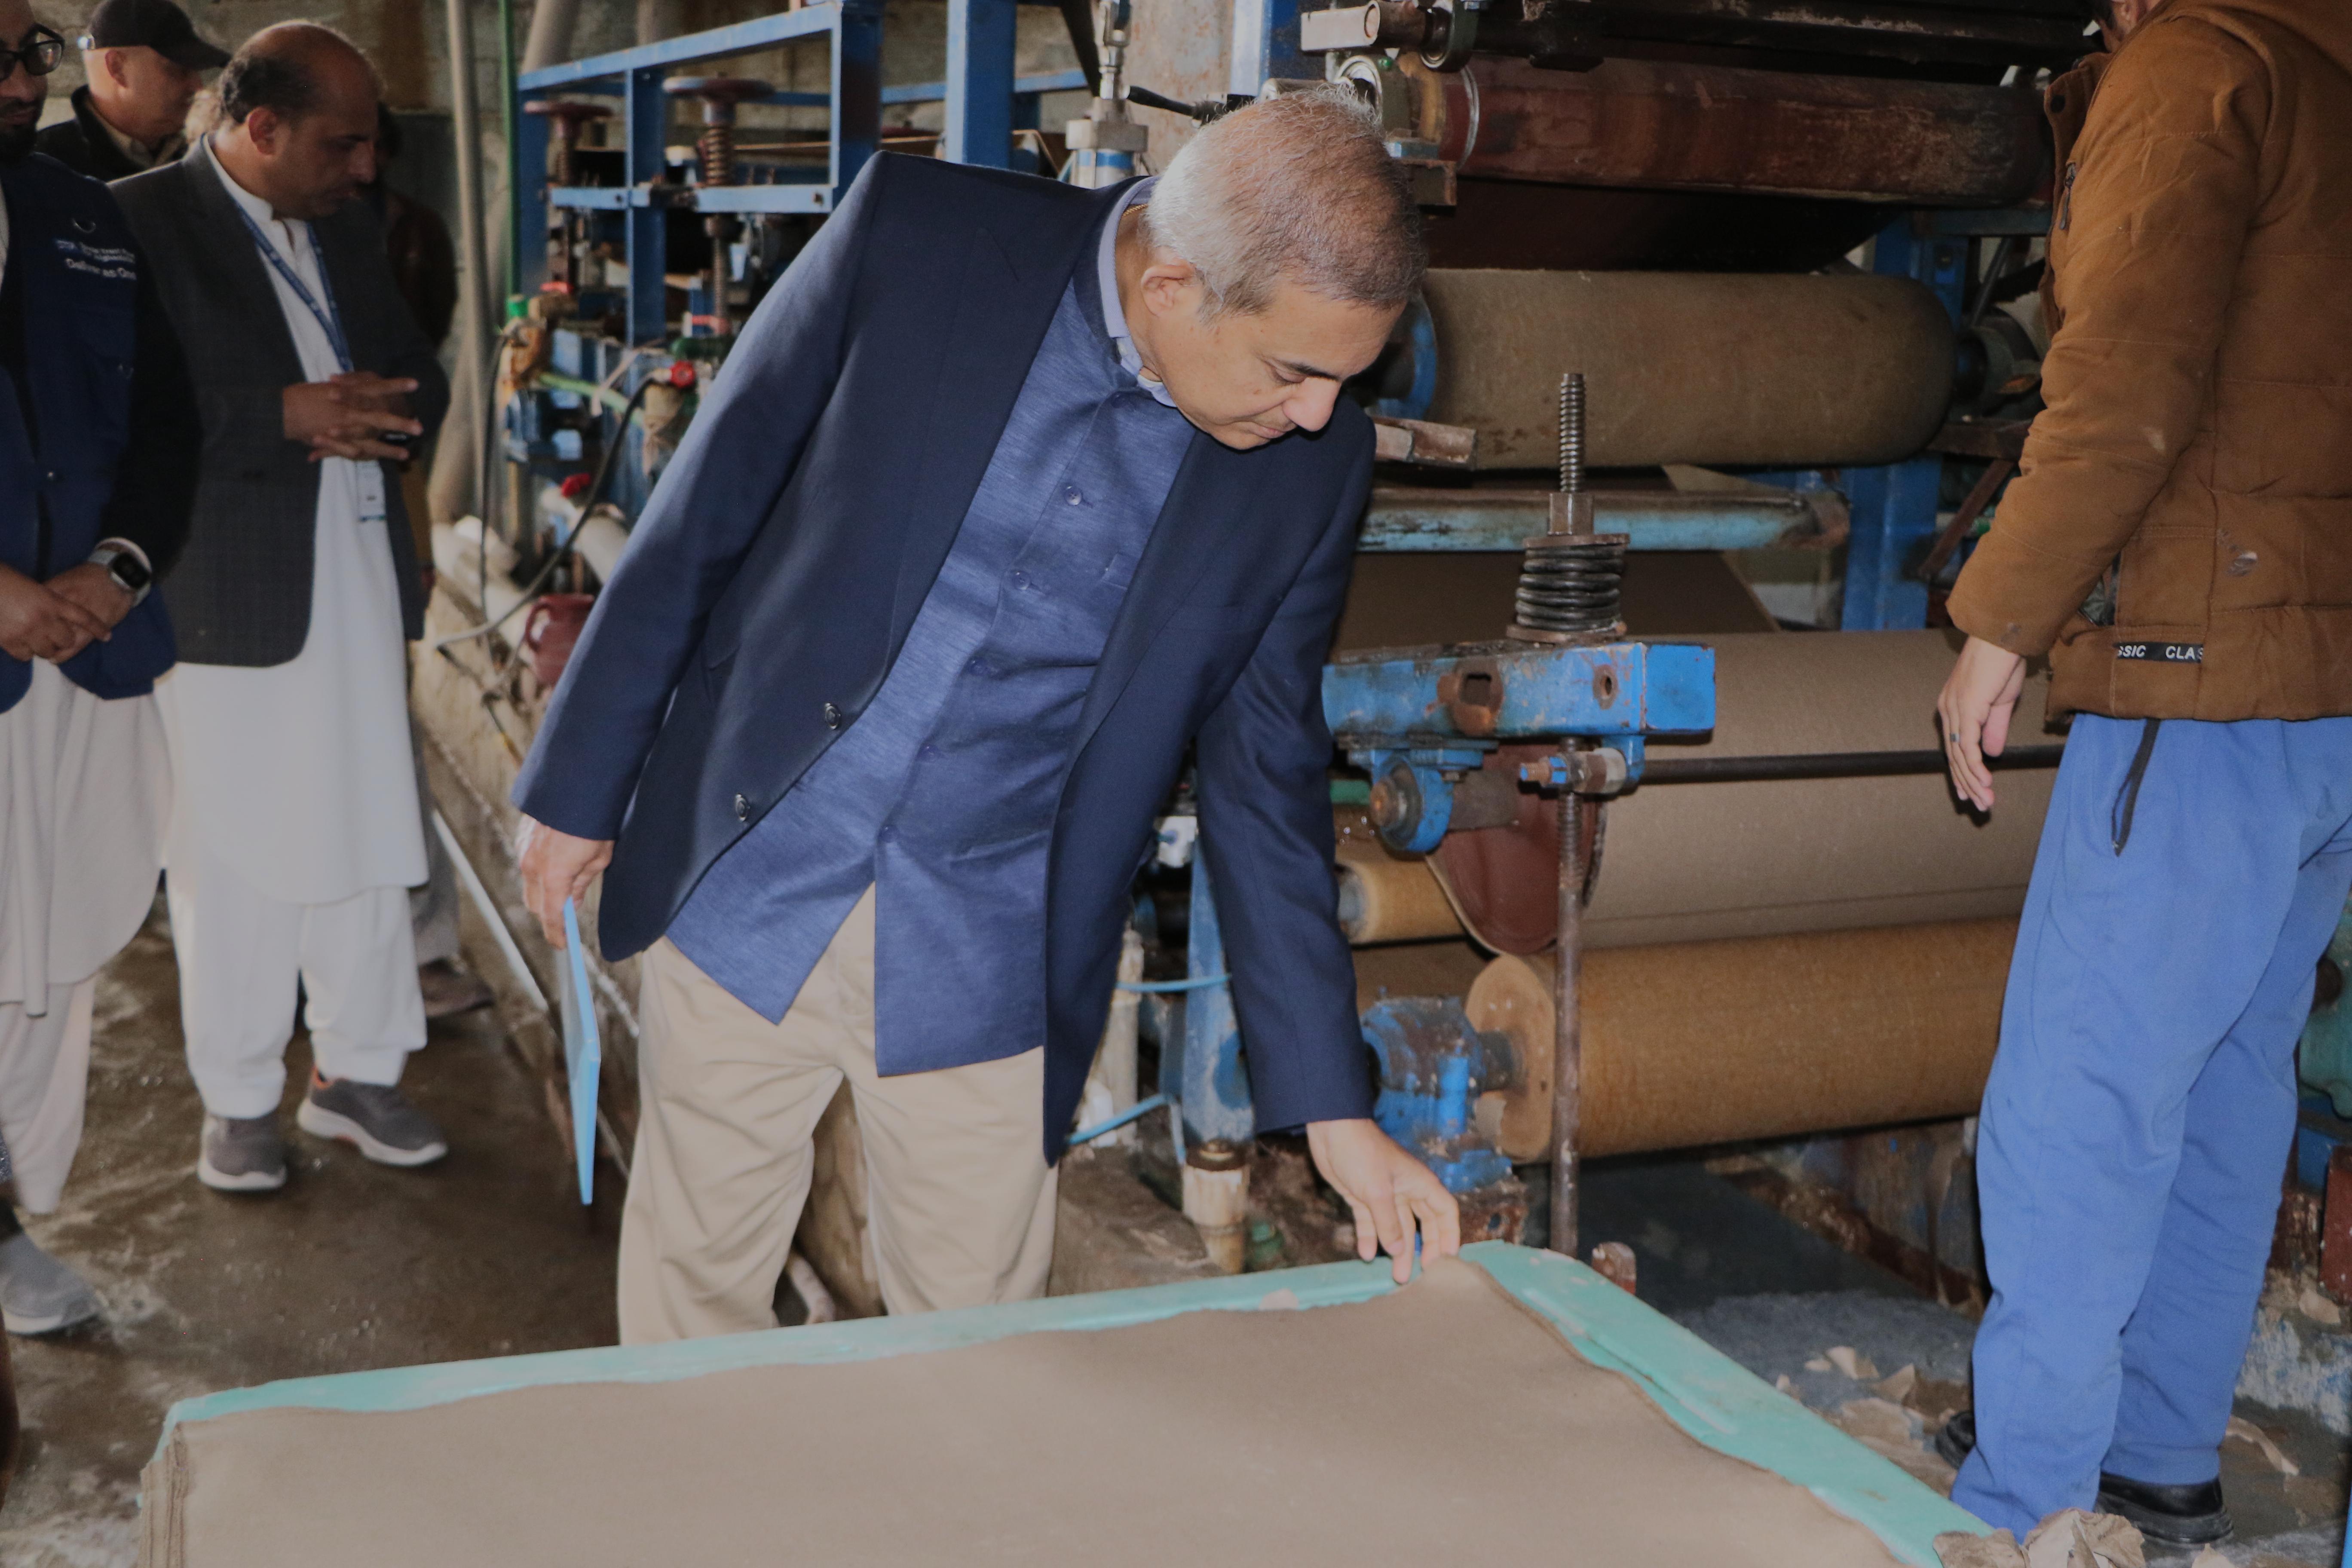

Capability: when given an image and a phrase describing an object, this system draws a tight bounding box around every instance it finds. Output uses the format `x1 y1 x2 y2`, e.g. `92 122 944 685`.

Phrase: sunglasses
0 25 66 80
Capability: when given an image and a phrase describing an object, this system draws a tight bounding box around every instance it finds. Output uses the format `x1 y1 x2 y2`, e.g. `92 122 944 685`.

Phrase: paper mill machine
467 0 2082 1278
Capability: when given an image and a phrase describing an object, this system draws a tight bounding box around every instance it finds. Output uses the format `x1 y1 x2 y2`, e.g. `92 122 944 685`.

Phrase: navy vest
0 153 174 713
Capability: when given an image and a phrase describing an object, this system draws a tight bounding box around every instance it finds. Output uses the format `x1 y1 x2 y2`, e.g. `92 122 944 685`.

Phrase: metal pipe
1548 751 1584 1259
1639 744 2065 786
444 0 500 538
498 0 521 302
1360 487 1822 553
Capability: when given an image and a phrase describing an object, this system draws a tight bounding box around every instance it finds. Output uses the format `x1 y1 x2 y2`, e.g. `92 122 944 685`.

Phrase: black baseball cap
81 0 232 70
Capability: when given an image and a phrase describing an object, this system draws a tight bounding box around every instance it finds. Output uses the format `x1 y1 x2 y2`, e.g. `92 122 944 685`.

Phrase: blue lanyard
232 201 352 373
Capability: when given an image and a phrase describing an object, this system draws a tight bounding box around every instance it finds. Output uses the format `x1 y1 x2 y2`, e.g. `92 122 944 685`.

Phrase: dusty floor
0 901 622 1568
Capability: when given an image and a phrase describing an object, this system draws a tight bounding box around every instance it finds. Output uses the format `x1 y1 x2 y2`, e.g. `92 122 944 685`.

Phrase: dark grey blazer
112 140 449 666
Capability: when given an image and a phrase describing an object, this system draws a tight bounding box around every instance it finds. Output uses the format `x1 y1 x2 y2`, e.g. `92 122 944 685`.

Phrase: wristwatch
86 542 152 606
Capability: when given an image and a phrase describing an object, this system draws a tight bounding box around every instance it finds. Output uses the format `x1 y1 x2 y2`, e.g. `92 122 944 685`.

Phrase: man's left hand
1306 1118 1461 1284
1937 634 2027 812
43 563 134 637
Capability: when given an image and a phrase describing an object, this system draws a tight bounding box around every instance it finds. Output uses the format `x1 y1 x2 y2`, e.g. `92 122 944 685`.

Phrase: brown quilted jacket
1947 0 2352 719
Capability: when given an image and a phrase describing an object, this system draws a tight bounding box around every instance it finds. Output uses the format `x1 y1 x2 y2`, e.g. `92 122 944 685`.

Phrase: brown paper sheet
1586 631 2055 947
144 1260 1905 1568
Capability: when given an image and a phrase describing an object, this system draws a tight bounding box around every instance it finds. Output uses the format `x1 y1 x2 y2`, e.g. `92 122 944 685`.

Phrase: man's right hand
284 373 423 463
0 564 112 663
518 815 614 947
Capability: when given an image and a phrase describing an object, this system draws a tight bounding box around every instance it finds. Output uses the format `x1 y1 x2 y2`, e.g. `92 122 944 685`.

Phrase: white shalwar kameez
157 154 426 1121
0 208 173 1214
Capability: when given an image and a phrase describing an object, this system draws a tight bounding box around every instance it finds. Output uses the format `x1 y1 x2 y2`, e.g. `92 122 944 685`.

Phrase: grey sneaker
0 1231 101 1335
298 1076 448 1167
198 1113 288 1192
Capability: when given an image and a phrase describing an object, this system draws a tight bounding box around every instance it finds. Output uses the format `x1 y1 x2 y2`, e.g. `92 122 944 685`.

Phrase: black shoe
1933 1410 2233 1547
2095 1474 2231 1547
1935 1409 1976 1470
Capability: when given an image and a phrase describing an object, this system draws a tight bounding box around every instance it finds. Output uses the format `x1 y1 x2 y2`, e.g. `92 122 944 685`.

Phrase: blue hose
1068 1091 1171 1147
1116 974 1229 993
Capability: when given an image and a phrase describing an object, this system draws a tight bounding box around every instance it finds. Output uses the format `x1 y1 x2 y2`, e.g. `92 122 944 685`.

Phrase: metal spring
1513 536 1626 639
1558 371 1585 496
698 122 735 187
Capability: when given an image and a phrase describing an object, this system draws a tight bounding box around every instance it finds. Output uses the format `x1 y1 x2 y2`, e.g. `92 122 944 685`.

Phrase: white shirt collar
207 136 284 233
1097 176 1176 409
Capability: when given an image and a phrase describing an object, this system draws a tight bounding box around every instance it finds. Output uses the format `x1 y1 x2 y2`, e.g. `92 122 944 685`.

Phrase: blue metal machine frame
1839 207 2050 630
513 5 1087 348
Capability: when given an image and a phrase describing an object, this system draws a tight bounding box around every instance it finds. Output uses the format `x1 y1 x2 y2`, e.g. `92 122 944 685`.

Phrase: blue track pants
1953 714 2352 1535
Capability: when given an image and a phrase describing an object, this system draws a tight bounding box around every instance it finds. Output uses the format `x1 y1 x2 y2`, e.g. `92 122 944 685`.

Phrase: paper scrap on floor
141 1258 1914 1568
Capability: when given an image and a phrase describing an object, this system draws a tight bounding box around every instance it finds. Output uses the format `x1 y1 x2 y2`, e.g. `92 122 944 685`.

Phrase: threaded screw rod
1558 371 1585 499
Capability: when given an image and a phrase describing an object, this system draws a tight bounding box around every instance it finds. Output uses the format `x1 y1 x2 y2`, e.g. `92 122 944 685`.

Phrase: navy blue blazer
514 153 1376 1156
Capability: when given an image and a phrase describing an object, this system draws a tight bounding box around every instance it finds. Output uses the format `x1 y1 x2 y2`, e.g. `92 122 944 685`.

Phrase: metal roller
1335 841 1464 945
1395 56 2047 209
1381 270 1955 471
1465 919 2014 1163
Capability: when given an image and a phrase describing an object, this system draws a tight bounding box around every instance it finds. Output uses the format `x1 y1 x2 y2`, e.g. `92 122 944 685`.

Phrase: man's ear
244 104 282 154
103 48 132 90
1137 258 1201 321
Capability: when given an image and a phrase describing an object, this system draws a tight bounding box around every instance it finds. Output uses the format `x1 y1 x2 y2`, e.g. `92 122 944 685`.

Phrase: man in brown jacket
1934 0 2352 1541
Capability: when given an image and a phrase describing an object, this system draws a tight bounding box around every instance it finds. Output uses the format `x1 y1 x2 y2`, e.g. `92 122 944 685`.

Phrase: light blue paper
559 900 601 1204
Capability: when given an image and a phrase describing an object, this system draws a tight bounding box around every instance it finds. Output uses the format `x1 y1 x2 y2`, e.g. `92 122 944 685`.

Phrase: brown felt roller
1335 842 1465 945
1417 270 1954 471
1465 920 2014 1163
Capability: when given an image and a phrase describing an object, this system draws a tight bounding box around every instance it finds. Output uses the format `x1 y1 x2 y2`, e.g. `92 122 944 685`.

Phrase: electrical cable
435 370 660 650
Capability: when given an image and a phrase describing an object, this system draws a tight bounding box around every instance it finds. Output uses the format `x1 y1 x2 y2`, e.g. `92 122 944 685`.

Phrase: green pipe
536 371 636 416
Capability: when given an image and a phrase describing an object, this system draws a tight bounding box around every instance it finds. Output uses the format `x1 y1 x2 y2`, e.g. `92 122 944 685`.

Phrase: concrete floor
0 901 620 1567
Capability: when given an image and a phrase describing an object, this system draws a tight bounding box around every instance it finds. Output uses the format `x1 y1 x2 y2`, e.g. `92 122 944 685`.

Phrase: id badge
356 460 389 525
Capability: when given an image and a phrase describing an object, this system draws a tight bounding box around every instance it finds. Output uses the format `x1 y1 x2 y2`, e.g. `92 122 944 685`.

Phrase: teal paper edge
1467 1243 1989 1566
150 1241 1988 1561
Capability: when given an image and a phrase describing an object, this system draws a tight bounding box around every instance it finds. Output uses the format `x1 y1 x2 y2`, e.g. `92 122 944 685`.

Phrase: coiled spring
1511 536 1626 640
698 122 736 187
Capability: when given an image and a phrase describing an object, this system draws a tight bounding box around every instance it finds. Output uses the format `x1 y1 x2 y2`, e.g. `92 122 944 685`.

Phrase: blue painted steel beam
1839 456 1946 631
1360 489 1822 553
519 7 850 89
1175 859 1253 1148
693 184 833 212
1838 216 1970 630
623 67 667 346
833 2 884 198
573 66 1084 113
944 0 1019 167
1229 0 1309 95
514 100 550 299
1322 642 1716 744
885 68 1090 105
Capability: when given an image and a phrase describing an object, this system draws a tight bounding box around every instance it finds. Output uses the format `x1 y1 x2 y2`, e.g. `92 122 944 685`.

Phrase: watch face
109 553 151 592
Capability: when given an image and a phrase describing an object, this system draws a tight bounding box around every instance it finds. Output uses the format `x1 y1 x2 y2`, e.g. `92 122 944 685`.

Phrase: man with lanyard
0 0 196 1327
113 22 449 1194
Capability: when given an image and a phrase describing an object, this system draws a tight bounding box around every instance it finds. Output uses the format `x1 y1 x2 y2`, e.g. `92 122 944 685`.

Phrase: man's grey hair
1138 86 1425 318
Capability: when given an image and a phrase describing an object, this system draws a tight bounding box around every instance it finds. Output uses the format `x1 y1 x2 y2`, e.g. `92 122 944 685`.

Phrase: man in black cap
37 0 225 182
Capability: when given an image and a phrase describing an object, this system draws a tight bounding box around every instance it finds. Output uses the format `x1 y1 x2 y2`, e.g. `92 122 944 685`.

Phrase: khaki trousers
618 888 1057 1344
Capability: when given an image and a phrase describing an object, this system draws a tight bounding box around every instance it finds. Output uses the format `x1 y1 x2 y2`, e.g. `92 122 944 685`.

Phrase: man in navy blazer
514 89 1458 1340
